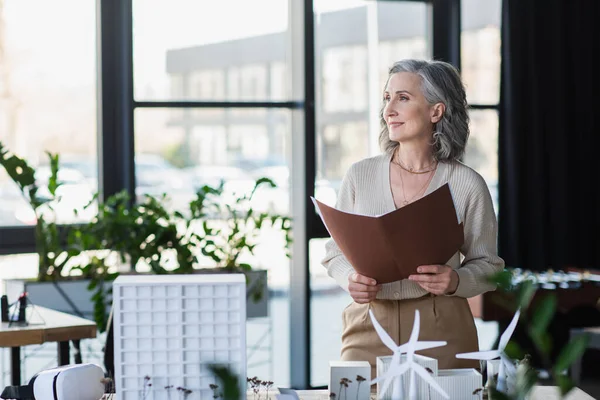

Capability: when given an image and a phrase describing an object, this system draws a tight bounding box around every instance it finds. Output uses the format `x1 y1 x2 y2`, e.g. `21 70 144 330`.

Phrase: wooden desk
0 305 97 385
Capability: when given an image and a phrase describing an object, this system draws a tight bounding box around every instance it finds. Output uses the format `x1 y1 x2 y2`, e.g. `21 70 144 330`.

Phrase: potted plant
72 176 292 323
0 142 70 280
187 179 292 318
0 143 109 327
484 270 591 400
0 142 292 330
0 142 118 330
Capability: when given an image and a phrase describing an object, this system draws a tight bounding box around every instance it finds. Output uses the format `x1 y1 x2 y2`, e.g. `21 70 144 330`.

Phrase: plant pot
3 269 269 320
191 268 269 319
4 278 110 321
245 269 269 319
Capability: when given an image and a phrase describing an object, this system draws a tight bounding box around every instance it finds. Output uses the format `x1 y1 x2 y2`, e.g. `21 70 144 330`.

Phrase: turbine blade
379 373 394 397
380 363 409 397
496 360 507 392
396 344 409 354
412 363 449 399
370 351 402 386
456 350 500 360
499 308 521 351
389 362 410 377
390 351 400 366
408 369 417 400
413 341 447 351
369 309 398 351
501 354 517 376
408 310 421 344
392 375 404 400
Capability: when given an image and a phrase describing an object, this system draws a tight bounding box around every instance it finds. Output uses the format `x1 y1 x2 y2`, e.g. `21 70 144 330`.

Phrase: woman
322 59 504 377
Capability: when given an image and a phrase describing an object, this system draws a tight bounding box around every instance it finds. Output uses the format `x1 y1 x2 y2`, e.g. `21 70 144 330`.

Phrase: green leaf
0 142 38 203
517 280 536 310
208 364 240 400
46 152 60 196
489 269 513 291
555 374 575 396
553 334 589 374
106 272 120 281
237 263 252 271
504 340 524 360
530 295 556 337
87 279 98 290
488 388 512 400
530 330 552 355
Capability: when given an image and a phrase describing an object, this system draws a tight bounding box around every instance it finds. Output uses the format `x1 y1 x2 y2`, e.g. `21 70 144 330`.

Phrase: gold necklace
398 166 436 206
393 155 437 174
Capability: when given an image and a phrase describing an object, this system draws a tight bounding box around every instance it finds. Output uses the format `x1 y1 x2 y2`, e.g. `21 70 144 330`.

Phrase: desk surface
0 305 97 347
101 387 596 400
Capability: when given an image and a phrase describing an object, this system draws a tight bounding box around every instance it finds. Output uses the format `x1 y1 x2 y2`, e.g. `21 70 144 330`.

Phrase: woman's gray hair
379 59 469 161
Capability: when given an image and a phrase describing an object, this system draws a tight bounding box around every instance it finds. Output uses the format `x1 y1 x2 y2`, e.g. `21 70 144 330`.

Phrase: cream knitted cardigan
321 153 505 300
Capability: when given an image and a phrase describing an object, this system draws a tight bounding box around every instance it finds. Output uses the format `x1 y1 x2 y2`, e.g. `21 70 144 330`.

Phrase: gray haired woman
322 59 504 377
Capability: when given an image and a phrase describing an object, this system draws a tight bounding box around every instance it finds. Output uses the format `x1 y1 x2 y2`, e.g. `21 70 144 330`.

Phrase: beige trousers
341 294 480 379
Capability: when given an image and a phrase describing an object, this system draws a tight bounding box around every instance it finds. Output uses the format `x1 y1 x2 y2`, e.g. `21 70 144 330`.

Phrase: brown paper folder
312 183 464 284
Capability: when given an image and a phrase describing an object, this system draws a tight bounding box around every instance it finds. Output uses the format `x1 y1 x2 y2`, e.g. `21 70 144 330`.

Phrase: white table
102 386 596 400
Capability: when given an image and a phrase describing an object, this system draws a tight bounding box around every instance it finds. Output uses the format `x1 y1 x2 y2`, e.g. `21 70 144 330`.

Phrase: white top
321 153 505 300
113 273 246 285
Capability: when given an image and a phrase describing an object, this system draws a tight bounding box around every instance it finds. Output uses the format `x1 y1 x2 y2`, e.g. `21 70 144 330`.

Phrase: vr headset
1 363 105 400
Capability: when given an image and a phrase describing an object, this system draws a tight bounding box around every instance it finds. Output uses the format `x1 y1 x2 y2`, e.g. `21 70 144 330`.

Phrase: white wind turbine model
456 308 521 393
369 309 449 400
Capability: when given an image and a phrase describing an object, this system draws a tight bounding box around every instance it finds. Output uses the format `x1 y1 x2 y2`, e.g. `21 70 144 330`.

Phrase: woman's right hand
348 273 381 304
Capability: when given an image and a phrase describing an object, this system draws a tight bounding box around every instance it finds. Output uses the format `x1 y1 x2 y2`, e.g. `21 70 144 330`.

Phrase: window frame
0 0 501 390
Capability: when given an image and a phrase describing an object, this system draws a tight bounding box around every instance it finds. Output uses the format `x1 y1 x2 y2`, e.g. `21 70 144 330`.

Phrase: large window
0 0 502 389
0 0 97 227
461 0 502 213
311 0 432 386
132 0 293 386
133 0 289 102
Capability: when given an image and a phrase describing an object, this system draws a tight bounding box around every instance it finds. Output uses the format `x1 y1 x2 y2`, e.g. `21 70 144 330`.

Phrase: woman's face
383 72 440 144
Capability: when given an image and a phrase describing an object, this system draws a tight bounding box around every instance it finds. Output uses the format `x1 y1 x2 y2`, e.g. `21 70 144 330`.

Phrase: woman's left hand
408 265 459 295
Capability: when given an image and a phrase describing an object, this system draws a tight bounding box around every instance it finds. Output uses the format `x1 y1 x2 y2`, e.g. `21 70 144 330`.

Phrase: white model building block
486 359 517 394
113 274 246 400
329 361 371 400
430 369 483 400
376 354 438 400
487 359 501 386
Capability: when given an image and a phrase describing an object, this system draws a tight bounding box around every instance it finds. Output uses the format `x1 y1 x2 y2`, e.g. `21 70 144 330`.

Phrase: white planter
4 268 268 319
4 279 109 320
329 361 371 400
190 269 269 319
430 369 483 400
376 354 438 400
245 269 269 319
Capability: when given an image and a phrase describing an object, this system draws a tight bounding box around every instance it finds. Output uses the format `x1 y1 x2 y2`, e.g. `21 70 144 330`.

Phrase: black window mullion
469 104 500 110
97 0 135 202
0 227 36 255
302 0 316 388
134 101 302 109
432 0 461 68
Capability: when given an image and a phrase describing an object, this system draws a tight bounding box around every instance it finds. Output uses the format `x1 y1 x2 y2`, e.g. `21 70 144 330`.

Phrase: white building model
113 274 247 400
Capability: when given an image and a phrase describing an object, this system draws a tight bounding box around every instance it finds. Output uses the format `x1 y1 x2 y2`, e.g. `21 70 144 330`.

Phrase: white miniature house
329 361 371 400
113 274 247 400
430 369 483 400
